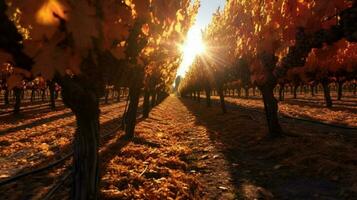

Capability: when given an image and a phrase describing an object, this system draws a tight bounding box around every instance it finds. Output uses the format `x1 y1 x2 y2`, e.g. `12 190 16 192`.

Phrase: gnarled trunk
260 85 283 138
278 84 284 101
31 89 35 102
104 88 109 104
237 87 241 98
217 86 227 114
310 85 315 96
337 81 343 100
4 88 9 105
73 106 99 200
205 87 211 107
13 88 21 114
151 90 157 107
300 84 303 95
293 85 298 99
125 66 144 138
125 83 142 138
58 76 101 200
49 81 56 109
41 89 46 102
116 88 121 102
142 88 150 118
322 80 332 107
315 85 318 94
244 87 249 98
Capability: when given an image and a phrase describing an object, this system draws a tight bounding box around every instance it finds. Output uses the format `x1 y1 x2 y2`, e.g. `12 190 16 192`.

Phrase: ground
212 92 357 127
0 95 357 199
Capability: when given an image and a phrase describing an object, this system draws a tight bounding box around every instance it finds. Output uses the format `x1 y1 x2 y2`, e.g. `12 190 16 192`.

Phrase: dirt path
151 96 238 199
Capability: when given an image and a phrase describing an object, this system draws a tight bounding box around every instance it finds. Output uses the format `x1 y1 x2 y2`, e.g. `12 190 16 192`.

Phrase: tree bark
151 90 157 107
31 89 35 102
300 84 303 95
310 85 315 96
217 86 227 114
13 88 21 114
104 88 109 104
73 107 99 200
293 85 298 99
125 82 142 138
244 87 249 98
337 81 343 100
205 87 211 107
315 85 318 94
260 85 283 138
116 88 121 102
142 88 150 118
49 81 56 109
197 91 201 102
237 87 241 98
322 80 333 107
4 88 9 105
58 76 101 200
278 84 284 101
41 89 46 102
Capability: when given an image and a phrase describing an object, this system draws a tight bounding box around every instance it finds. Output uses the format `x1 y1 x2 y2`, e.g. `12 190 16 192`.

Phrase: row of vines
179 0 357 137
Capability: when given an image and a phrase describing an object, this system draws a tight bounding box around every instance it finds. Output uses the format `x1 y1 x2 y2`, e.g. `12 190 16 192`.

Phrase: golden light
177 25 206 77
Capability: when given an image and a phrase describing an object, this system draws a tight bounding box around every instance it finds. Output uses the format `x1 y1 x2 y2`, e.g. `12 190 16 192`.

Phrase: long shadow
283 99 357 113
281 94 357 103
98 128 157 179
98 103 147 172
221 98 357 129
0 98 121 117
0 102 65 116
0 104 67 121
179 97 345 199
224 95 357 111
0 100 62 114
0 101 130 136
217 97 357 128
0 111 73 136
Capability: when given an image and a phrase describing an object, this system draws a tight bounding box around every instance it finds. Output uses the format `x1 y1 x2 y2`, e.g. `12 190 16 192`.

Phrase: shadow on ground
179 97 354 200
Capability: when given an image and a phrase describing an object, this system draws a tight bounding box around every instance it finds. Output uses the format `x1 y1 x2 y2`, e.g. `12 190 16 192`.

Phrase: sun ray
177 25 206 77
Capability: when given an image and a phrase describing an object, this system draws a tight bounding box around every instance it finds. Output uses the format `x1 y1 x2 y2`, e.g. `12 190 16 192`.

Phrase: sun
180 29 206 56
177 25 206 77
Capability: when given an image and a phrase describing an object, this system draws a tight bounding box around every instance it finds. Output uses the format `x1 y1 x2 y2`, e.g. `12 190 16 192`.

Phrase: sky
195 0 226 29
176 0 226 78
